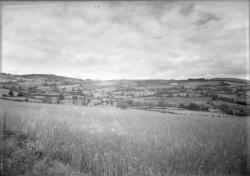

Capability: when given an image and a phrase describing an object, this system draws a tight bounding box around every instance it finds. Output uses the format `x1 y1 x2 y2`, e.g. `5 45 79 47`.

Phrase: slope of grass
0 125 85 176
0 100 248 176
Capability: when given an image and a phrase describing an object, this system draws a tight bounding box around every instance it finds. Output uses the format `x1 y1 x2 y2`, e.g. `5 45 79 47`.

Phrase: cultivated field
0 99 249 176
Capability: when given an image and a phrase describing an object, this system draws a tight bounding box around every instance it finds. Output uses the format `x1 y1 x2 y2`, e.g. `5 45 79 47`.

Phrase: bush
117 100 129 109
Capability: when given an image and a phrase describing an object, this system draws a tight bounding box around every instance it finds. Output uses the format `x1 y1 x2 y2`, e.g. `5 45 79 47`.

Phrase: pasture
164 97 212 106
0 99 248 176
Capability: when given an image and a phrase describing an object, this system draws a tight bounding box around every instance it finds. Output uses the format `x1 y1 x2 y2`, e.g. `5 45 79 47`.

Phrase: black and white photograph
0 0 249 175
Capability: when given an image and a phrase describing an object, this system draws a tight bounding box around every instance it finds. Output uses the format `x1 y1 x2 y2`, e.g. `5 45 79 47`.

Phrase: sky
1 1 249 80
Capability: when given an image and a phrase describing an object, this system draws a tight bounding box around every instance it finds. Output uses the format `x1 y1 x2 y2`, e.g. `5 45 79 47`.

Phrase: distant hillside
0 73 95 85
209 78 249 84
22 74 81 82
1 72 249 84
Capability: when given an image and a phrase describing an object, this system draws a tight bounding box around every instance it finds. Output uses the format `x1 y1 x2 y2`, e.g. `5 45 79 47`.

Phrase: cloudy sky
1 1 249 80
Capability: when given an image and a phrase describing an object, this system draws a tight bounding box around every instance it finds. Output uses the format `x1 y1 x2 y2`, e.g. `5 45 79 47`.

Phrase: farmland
0 99 248 176
1 73 250 116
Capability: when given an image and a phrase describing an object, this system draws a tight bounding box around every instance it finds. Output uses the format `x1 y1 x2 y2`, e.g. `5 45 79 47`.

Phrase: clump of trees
179 102 248 116
158 100 165 107
42 96 52 104
188 103 200 110
179 103 208 111
219 104 233 115
179 103 185 108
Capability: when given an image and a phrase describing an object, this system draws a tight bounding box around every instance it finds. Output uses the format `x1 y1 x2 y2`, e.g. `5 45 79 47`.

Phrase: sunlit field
0 100 248 176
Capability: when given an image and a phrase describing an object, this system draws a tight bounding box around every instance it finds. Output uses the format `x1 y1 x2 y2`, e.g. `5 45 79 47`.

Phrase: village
0 73 250 116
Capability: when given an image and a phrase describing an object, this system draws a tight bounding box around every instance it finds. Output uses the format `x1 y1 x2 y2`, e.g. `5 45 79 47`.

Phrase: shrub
117 100 129 109
8 90 14 97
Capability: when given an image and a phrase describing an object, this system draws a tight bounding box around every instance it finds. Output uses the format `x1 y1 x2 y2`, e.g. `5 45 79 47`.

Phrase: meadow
0 99 248 176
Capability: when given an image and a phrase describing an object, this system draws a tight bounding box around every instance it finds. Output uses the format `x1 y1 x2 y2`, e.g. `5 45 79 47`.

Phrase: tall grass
0 100 248 175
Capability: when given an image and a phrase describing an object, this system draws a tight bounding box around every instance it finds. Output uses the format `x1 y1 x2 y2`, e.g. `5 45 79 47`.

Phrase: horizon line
1 72 249 82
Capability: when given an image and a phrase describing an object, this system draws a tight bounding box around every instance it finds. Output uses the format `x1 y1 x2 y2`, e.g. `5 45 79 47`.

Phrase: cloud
194 12 222 26
1 1 249 80
179 3 195 16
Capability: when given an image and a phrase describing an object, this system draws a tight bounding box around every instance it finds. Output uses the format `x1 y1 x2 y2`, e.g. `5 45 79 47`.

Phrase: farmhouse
114 95 127 100
173 92 188 97
96 87 117 92
60 99 73 105
218 93 235 99
147 85 175 91
57 84 80 91
88 99 102 106
37 86 51 92
129 91 155 97
208 107 223 114
133 87 147 91
50 97 58 104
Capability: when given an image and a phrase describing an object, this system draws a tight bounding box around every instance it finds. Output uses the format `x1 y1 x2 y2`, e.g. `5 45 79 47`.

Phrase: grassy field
164 97 212 106
0 99 249 176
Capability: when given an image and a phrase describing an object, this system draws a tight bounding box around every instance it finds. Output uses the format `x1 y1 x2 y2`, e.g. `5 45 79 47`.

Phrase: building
208 107 222 114
60 99 73 105
37 86 51 92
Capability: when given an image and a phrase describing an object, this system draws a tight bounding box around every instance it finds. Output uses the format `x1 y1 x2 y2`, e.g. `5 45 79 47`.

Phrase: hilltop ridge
1 72 249 84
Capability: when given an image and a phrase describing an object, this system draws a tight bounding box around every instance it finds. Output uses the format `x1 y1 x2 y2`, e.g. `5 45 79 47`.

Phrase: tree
87 98 91 104
17 92 24 97
179 103 185 108
59 93 65 100
110 100 114 105
158 100 165 107
127 100 134 106
8 90 14 97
